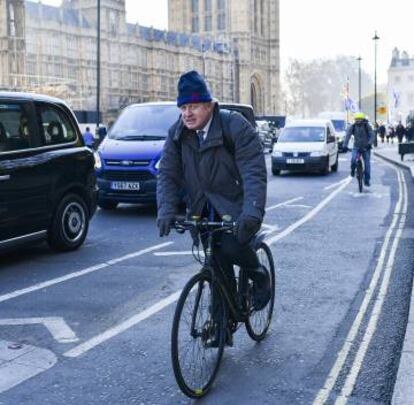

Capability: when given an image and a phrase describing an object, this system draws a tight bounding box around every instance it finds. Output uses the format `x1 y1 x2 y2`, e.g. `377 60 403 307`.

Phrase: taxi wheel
48 193 89 251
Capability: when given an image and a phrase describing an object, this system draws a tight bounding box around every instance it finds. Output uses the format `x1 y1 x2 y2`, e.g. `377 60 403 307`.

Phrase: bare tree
282 56 373 117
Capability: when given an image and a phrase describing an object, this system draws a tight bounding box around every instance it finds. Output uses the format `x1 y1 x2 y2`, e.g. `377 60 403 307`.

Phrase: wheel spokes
176 280 222 392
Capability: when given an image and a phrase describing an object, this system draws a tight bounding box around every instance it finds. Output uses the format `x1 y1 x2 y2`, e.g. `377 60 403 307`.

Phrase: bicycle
170 217 276 398
354 148 366 193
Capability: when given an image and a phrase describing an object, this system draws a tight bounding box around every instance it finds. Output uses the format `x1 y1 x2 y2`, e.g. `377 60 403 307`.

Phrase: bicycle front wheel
357 161 363 193
245 242 276 341
171 272 227 398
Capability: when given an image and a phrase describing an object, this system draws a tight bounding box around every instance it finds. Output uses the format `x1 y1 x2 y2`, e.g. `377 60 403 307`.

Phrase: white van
318 111 347 151
271 119 339 175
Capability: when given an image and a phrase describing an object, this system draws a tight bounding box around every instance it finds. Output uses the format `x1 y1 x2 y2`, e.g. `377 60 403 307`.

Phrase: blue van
95 102 257 209
95 102 180 209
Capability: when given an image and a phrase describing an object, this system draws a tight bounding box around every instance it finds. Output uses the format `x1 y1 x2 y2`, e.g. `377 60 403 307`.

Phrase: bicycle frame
355 149 365 169
201 229 248 323
175 219 247 323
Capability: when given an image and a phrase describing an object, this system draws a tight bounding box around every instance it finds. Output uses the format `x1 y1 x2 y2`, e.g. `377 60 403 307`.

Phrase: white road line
63 176 352 358
0 242 173 304
266 196 304 212
0 317 78 343
313 165 405 405
283 204 312 209
64 290 182 358
266 177 352 246
154 251 203 257
324 178 349 191
334 170 408 404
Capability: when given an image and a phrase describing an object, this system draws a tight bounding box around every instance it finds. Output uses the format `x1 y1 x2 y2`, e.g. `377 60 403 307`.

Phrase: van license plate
111 182 140 190
286 158 304 164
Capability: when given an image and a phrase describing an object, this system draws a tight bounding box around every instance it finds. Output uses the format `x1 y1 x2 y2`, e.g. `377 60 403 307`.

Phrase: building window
409 75 414 82
205 0 212 31
217 0 226 30
8 3 16 37
395 76 401 84
191 0 199 32
109 11 117 36
408 93 414 103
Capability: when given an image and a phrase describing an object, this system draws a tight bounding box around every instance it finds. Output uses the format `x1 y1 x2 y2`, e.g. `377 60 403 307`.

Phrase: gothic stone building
0 0 280 120
388 47 414 123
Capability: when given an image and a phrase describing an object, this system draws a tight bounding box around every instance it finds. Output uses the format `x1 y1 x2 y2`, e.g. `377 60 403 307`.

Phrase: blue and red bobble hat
176 70 213 107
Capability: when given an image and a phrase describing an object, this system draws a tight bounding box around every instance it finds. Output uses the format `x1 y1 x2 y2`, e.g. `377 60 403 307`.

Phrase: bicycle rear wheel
171 272 227 398
245 242 276 341
357 160 363 193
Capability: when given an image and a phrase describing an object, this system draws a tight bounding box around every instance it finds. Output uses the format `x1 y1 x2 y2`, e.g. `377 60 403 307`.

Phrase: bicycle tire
357 160 363 193
245 242 276 341
171 271 227 398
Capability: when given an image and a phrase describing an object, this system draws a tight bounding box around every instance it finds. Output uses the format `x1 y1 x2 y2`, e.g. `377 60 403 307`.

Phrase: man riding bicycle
157 70 271 313
343 112 375 187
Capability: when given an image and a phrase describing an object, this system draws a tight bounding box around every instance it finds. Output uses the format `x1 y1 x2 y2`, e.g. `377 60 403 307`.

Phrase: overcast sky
28 0 413 84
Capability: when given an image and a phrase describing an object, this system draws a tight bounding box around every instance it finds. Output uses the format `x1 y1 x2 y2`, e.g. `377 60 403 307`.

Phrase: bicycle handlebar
173 217 236 233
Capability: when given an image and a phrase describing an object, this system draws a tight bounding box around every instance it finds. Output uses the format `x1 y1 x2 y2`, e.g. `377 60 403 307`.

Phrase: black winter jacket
344 120 375 149
157 103 267 223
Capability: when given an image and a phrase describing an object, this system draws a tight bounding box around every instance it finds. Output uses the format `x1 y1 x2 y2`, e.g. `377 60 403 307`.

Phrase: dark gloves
367 144 372 150
157 217 174 237
235 215 261 245
342 146 349 153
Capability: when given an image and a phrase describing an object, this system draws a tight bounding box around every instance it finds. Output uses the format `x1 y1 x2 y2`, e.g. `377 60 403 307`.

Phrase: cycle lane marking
266 196 304 212
0 317 78 343
0 242 173 304
324 177 350 191
266 177 351 246
313 165 405 405
64 290 182 358
334 169 408 404
63 178 352 358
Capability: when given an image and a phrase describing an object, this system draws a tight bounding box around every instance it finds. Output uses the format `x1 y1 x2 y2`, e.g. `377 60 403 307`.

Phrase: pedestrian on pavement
378 122 386 143
406 122 414 142
396 121 405 144
157 70 270 323
82 126 95 149
387 126 394 143
343 112 375 187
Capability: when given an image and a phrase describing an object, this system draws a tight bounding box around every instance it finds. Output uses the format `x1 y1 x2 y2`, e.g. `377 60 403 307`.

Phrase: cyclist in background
343 112 375 187
157 70 270 311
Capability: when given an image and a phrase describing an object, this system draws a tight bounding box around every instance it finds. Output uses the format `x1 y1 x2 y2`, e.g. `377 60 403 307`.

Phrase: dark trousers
202 232 259 321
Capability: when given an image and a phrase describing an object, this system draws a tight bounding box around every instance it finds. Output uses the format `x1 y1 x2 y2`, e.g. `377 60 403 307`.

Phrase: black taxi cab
0 92 97 252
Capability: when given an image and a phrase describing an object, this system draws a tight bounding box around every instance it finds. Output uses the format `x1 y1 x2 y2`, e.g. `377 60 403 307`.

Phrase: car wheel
48 193 89 251
272 167 281 176
98 200 118 210
322 158 330 175
331 154 339 172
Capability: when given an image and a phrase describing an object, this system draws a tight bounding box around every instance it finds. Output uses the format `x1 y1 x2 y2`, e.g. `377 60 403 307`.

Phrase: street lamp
373 31 380 128
96 0 101 129
357 56 362 111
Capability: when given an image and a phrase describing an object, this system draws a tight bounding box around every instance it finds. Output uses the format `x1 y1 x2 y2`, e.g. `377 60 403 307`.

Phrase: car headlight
94 151 102 170
155 158 161 170
310 151 328 157
272 151 283 157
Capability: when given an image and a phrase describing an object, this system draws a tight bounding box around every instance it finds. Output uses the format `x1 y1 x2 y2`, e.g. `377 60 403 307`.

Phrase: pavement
374 142 414 405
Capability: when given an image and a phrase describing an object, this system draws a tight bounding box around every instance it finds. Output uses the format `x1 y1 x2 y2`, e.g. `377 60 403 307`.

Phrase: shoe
350 169 355 177
364 180 370 187
206 325 233 348
250 265 271 311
